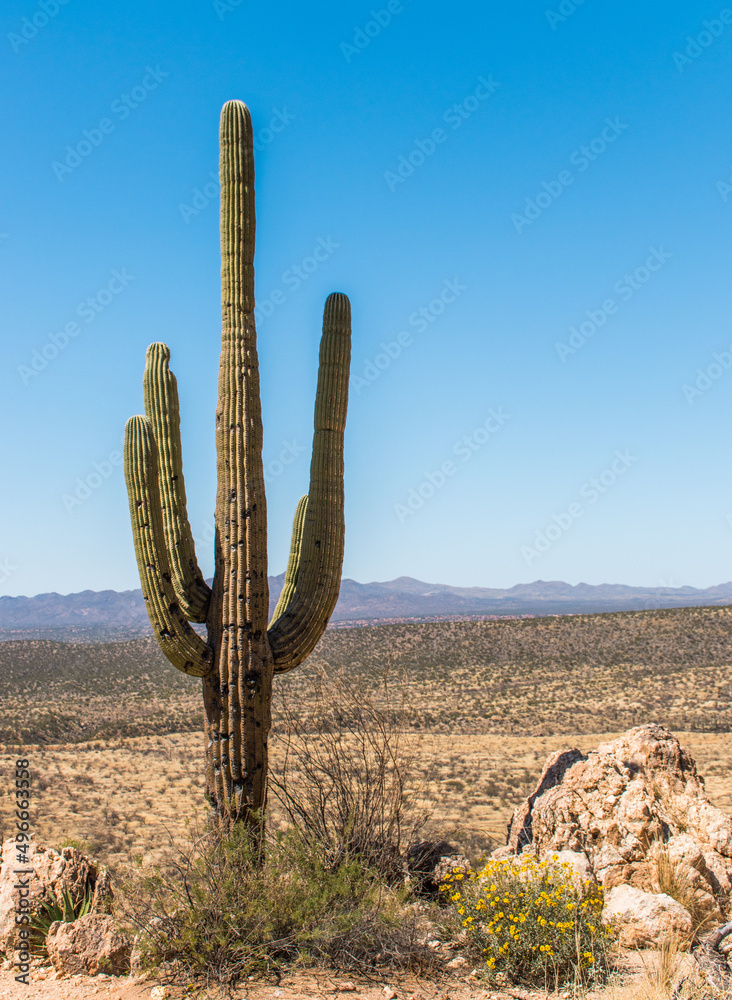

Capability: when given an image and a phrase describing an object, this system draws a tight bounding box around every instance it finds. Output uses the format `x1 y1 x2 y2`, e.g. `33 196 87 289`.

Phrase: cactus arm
124 415 214 677
268 494 308 627
143 342 212 623
267 292 351 673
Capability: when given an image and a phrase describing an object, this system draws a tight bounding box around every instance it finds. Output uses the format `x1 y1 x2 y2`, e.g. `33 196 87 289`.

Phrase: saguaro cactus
123 100 351 830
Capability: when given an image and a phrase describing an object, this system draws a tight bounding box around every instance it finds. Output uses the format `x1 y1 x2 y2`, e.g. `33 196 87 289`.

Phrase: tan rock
0 837 100 956
504 725 732 912
507 748 585 853
46 913 130 976
540 849 596 891
602 884 693 948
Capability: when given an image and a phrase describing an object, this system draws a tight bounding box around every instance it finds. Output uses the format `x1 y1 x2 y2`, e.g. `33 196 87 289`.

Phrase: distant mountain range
0 576 731 641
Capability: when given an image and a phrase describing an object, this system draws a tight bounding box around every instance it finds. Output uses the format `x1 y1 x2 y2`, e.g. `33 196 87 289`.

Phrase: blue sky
2 0 732 597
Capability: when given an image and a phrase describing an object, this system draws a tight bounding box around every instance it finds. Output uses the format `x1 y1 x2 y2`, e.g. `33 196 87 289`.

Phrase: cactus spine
123 100 351 829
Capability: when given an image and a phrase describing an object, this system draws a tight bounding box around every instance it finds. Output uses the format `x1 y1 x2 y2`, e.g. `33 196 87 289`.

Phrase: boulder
498 725 732 944
602 884 694 948
406 841 470 897
46 913 130 976
0 838 104 956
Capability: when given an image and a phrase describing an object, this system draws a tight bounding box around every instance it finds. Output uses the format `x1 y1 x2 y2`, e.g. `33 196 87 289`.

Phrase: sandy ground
0 950 701 1000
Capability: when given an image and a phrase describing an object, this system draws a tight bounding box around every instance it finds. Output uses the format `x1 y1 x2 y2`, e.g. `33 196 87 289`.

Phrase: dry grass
652 850 717 941
0 730 730 873
0 604 729 896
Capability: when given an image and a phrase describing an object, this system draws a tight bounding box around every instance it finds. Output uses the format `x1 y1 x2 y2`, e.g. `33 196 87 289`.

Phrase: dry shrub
117 816 436 995
269 666 429 881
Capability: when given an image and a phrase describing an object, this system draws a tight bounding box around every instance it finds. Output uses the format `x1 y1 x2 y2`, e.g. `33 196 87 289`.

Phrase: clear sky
2 0 732 597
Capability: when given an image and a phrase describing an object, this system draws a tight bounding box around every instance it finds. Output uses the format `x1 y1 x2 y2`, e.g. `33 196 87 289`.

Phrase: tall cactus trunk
204 102 274 830
123 99 351 832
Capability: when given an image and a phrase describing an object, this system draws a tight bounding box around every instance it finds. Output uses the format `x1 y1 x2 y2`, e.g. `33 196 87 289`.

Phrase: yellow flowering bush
440 854 617 988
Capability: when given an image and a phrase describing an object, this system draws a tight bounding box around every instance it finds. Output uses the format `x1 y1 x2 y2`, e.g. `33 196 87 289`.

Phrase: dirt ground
0 949 701 1000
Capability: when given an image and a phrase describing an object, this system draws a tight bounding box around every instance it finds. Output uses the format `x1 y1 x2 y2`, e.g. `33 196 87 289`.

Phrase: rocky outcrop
46 913 130 976
0 838 112 956
500 725 732 947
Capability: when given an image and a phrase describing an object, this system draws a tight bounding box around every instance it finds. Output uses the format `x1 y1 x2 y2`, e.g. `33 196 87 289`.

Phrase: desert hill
0 603 729 745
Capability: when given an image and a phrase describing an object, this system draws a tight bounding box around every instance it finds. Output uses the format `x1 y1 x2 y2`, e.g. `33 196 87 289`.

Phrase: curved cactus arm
124 415 214 677
268 494 308 627
267 292 351 673
143 343 212 623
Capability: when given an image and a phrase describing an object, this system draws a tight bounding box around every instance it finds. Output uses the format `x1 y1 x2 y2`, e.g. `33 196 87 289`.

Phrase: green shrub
121 821 433 992
440 853 617 990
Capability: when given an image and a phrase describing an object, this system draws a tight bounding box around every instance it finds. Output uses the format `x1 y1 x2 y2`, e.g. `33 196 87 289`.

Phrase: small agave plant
29 885 94 950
